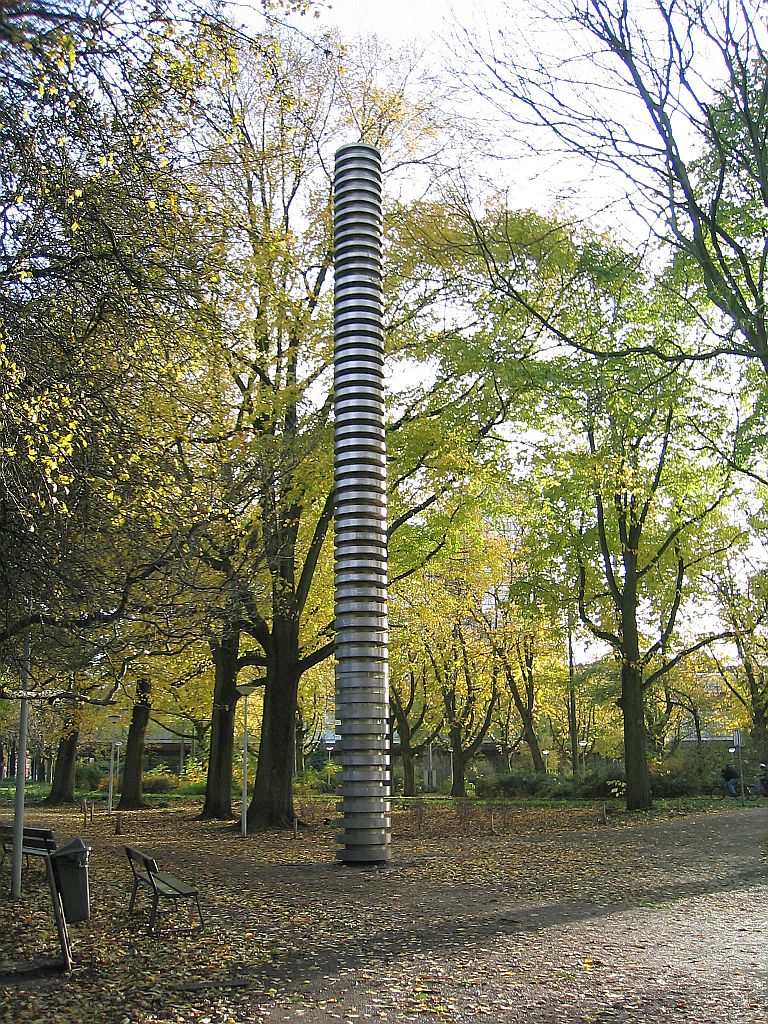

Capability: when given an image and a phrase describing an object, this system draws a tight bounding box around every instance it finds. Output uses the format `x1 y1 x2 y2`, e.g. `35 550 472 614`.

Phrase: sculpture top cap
335 142 382 159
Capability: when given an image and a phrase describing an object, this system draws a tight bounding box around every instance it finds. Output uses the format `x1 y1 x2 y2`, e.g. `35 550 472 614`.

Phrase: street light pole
115 740 122 799
236 680 259 838
107 715 120 813
542 749 550 774
107 742 116 813
326 740 334 788
241 692 249 839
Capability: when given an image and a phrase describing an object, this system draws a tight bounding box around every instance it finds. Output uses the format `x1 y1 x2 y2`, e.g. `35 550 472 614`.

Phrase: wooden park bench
124 845 203 934
0 823 57 869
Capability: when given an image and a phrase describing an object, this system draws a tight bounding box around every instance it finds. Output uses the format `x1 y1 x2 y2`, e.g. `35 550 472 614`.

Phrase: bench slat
0 824 57 860
152 871 197 896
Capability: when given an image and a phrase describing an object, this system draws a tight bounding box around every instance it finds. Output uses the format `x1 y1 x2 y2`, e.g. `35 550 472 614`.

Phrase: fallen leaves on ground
1 799 765 1024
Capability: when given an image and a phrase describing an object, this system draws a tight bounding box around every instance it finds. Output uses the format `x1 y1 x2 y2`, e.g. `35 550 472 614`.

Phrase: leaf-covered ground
1 799 765 1023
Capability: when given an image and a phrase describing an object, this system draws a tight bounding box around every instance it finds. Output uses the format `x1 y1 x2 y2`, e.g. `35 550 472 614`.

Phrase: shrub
648 764 702 798
476 771 576 799
142 765 179 793
143 772 179 793
574 761 626 798
294 767 339 794
75 763 103 791
181 757 208 785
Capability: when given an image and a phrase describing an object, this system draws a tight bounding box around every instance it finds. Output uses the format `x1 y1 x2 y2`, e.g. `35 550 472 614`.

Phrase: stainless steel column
333 143 391 864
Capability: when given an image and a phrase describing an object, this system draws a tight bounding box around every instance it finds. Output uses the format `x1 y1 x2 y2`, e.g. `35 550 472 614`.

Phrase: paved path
230 808 768 1024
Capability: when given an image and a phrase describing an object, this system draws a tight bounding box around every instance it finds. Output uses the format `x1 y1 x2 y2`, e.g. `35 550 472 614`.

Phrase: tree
407 555 499 798
389 583 447 796
45 704 82 804
169 26 521 827
537 349 738 808
0 0 231 662
118 675 151 809
389 655 443 797
461 0 768 372
708 558 768 760
473 522 567 773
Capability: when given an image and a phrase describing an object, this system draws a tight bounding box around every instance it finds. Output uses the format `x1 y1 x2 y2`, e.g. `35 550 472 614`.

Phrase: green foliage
294 766 338 794
74 762 103 791
475 771 576 799
648 746 733 796
648 766 701 798
181 757 208 785
142 764 180 793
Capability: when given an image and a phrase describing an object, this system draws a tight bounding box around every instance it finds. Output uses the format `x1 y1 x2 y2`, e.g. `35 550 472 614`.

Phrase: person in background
721 762 739 796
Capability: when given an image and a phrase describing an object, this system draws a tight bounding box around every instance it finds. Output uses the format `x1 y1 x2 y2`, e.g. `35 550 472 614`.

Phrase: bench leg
127 878 141 914
193 894 204 929
149 893 160 934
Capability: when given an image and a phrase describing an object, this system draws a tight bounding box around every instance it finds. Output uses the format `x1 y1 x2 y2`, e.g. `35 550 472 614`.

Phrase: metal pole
11 697 29 898
333 143 390 864
11 703 29 897
44 854 72 971
107 740 115 814
241 694 248 838
11 625 31 899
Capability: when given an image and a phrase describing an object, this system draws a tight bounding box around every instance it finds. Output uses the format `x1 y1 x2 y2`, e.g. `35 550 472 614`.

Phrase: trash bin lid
51 837 91 859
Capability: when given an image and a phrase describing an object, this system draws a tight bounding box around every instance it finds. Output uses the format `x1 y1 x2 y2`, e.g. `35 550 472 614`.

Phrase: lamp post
11 625 31 899
542 749 550 774
579 739 588 778
729 743 745 805
114 740 122 797
236 680 260 838
107 714 121 813
326 739 335 788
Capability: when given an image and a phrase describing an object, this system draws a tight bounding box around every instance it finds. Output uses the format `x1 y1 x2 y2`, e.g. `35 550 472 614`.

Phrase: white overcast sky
309 0 460 42
286 0 511 49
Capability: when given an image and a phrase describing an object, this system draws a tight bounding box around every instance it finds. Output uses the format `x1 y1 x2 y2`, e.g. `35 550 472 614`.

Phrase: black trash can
51 837 91 923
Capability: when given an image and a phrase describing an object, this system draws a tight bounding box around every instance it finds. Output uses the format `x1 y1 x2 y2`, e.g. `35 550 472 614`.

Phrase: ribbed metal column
333 143 391 864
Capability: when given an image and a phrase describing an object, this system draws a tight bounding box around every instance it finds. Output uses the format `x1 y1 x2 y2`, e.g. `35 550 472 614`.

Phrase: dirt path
1 803 765 1024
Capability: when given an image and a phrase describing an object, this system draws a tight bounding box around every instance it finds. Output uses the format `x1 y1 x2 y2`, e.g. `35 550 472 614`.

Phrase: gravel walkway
232 807 768 1024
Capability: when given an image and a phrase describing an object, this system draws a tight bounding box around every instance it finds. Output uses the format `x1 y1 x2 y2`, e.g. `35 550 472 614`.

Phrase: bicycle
709 780 760 800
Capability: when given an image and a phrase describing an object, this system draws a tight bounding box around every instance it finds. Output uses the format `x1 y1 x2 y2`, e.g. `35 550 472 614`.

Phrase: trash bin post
43 855 73 971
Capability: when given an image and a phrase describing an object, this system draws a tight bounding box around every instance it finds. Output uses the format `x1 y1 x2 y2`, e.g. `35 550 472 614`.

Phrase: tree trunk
118 676 152 810
521 713 544 772
620 661 651 810
449 724 467 797
391 699 417 796
401 748 416 797
200 630 240 820
45 718 80 804
248 614 300 830
567 618 579 777
515 639 545 772
748 667 768 761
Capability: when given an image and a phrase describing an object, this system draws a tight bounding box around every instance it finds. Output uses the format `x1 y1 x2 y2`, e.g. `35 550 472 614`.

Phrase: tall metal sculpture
333 143 391 864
